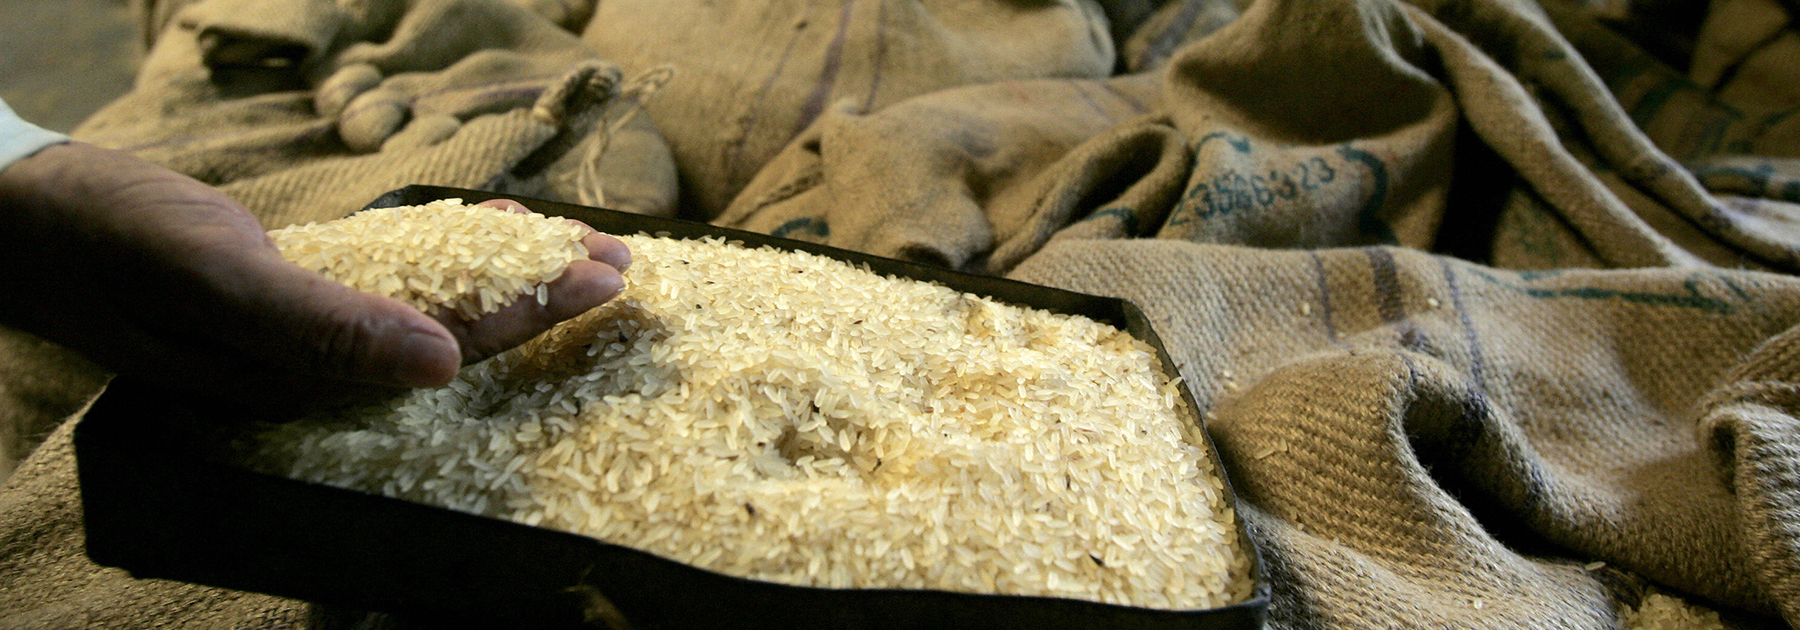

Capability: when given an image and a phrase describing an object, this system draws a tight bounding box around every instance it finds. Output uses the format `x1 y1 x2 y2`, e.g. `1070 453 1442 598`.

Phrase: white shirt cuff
0 98 70 171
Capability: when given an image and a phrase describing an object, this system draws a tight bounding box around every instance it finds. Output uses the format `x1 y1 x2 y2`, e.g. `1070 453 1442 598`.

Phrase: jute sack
1008 239 1800 627
0 331 106 483
1499 0 1800 272
0 418 309 629
719 0 1797 276
577 0 1120 219
1117 0 1243 73
714 72 1170 271
75 0 679 227
1681 0 1800 153
1022 0 1800 623
716 0 1471 274
1548 0 1800 275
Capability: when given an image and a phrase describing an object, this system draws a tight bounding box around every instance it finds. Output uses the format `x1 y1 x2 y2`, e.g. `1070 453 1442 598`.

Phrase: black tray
76 186 1269 629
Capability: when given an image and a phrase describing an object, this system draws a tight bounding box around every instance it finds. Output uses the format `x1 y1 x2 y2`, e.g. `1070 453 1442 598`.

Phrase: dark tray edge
75 185 1272 629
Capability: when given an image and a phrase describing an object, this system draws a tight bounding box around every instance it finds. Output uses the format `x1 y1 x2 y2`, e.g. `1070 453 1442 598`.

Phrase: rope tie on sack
530 62 623 127
574 65 675 209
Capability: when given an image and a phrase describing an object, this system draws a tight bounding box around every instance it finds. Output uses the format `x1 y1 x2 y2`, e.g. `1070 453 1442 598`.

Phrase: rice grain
267 199 588 318
244 226 1254 611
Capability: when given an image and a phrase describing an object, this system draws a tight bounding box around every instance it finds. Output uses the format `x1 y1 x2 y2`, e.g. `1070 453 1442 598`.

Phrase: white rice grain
267 199 588 318
245 228 1254 611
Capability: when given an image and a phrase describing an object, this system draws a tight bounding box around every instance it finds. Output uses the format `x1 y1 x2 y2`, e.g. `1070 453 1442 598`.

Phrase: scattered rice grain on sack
267 198 589 318
243 227 1256 610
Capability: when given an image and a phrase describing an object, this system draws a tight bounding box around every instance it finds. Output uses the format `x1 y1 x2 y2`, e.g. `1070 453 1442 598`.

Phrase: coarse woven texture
1009 240 1800 629
0 418 308 630
73 0 678 228
244 234 1255 611
7 0 1800 627
267 199 588 318
576 0 1118 218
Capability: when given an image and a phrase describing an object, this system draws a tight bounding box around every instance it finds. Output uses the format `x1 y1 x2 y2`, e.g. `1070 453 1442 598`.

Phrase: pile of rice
243 230 1255 610
268 199 589 318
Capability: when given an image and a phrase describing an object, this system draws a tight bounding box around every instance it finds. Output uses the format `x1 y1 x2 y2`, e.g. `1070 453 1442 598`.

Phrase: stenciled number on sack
1171 157 1336 225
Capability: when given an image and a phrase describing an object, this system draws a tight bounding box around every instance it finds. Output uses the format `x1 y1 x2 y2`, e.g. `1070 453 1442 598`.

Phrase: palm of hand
0 142 628 412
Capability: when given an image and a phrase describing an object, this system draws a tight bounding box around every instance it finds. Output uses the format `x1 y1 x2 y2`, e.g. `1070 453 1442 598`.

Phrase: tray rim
75 185 1272 629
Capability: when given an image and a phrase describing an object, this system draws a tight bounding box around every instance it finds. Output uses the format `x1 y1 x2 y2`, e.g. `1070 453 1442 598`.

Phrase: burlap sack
1530 0 1800 271
129 0 600 51
0 331 106 483
1008 239 1800 626
723 0 1800 274
0 417 309 629
1579 0 1800 163
1687 0 1800 130
1118 0 1243 73
77 0 679 226
576 0 1120 219
715 72 1169 271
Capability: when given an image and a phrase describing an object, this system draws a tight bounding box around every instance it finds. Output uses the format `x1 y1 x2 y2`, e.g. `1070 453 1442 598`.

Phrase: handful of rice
268 199 589 318
244 226 1254 610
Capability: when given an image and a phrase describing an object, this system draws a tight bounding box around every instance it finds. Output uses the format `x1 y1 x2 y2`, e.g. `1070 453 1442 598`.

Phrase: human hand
0 141 629 411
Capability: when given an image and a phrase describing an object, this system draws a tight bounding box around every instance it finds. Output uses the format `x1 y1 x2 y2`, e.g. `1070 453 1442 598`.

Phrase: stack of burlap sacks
3 0 1799 627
